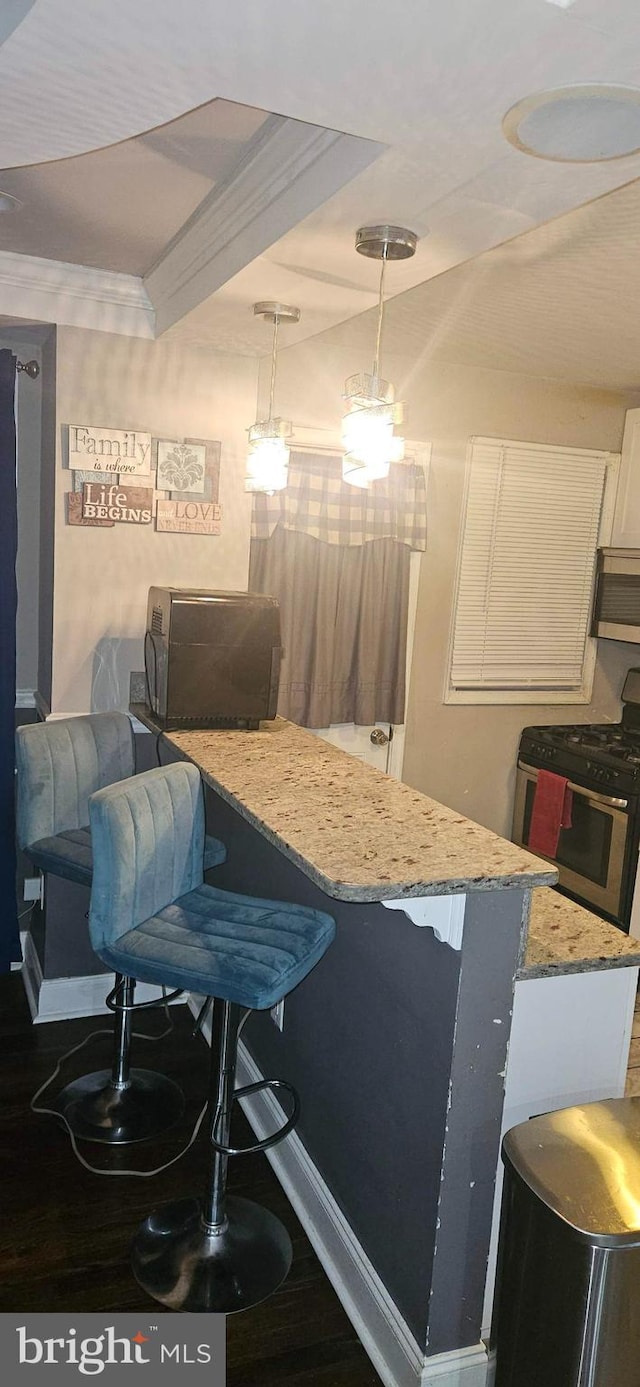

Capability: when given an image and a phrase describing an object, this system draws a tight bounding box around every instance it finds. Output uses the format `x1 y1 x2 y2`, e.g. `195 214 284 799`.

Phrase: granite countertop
520 888 640 979
132 708 557 903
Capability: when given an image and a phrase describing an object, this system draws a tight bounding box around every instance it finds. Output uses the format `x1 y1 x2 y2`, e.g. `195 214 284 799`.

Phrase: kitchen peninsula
131 710 638 1387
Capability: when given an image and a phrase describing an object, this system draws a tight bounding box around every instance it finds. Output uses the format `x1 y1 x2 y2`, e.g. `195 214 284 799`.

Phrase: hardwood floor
0 974 381 1386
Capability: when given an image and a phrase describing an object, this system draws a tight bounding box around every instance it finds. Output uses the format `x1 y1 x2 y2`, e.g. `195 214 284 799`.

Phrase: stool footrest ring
211 1079 300 1156
105 983 183 1013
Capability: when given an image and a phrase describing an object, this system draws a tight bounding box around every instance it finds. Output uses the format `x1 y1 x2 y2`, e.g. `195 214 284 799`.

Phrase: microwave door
513 762 629 921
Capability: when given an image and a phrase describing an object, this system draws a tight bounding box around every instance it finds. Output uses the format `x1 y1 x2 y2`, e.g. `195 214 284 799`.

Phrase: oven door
512 761 630 922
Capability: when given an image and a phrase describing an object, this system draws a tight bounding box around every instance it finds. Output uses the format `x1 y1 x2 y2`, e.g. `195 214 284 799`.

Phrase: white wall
261 336 640 835
52 327 258 714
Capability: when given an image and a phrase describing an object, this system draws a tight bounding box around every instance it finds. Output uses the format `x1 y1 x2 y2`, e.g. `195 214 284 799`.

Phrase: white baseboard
187 995 487 1387
19 930 41 1015
16 688 36 709
20 932 185 1023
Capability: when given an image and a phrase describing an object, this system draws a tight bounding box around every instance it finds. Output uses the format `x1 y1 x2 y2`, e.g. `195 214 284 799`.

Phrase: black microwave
145 587 281 729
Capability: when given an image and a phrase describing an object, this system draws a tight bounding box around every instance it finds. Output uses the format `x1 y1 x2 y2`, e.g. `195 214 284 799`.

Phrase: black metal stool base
131 1195 293 1312
51 1068 184 1145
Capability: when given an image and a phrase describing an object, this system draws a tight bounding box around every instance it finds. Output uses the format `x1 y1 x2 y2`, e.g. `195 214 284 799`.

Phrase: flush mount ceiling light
246 301 300 494
503 84 640 162
0 191 21 212
342 224 417 489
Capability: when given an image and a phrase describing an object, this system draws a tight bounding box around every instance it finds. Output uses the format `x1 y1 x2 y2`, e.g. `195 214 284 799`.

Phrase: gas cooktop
519 722 640 793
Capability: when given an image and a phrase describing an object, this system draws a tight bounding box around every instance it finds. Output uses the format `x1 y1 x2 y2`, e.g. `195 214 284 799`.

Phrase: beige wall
52 327 258 714
46 320 640 835
262 338 640 835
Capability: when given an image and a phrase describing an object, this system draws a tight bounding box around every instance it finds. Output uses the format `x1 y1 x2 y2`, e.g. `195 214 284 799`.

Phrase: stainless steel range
512 669 640 931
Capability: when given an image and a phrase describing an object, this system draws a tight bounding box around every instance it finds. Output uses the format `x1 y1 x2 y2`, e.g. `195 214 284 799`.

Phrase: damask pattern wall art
154 436 221 534
64 424 222 535
156 440 206 492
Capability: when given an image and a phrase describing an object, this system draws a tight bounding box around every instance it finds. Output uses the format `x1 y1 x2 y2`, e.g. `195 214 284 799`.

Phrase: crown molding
0 250 155 337
145 115 383 336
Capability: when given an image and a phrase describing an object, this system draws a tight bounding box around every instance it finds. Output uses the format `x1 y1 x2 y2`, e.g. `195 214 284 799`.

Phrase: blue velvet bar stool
88 761 336 1312
15 713 226 1145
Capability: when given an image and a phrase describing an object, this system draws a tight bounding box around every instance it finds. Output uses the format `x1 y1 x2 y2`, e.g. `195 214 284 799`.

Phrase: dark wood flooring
0 974 381 1387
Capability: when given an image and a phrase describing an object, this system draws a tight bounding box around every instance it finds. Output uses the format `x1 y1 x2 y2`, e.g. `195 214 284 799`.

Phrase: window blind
450 439 610 691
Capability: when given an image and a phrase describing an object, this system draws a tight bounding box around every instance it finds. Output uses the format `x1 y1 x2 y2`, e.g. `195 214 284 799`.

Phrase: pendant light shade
246 302 299 494
342 226 417 489
342 372 404 487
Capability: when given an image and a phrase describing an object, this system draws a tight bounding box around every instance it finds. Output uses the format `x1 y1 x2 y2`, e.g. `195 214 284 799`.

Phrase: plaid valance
250 451 427 550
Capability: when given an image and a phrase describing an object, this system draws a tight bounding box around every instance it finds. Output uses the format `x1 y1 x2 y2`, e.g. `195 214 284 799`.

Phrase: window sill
444 685 592 706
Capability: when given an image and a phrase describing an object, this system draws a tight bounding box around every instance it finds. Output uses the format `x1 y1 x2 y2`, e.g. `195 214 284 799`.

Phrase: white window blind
450 438 613 694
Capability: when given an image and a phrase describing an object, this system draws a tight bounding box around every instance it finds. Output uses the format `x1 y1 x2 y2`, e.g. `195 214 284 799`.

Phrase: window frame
444 436 620 706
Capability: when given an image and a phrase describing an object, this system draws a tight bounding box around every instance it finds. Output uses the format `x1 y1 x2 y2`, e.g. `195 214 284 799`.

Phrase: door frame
289 429 431 780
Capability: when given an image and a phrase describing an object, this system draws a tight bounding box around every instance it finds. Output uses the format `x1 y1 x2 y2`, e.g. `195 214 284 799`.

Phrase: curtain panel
249 453 427 729
0 349 19 971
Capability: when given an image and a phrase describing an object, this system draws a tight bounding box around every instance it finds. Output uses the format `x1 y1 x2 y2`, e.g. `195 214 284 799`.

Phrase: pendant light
342 225 417 488
246 300 300 493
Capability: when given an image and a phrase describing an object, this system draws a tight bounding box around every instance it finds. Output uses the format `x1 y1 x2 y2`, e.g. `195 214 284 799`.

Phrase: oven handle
517 761 628 810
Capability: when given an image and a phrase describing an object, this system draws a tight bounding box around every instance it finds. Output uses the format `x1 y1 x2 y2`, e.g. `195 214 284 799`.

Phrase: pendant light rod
269 315 279 419
355 224 418 381
372 251 387 380
253 301 300 421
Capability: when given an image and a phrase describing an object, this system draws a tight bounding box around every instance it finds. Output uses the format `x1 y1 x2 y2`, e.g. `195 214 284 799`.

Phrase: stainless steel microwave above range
591 548 640 643
512 669 640 931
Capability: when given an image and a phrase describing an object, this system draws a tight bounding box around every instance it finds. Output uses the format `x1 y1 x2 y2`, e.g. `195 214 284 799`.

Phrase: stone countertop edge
129 708 557 903
520 887 640 980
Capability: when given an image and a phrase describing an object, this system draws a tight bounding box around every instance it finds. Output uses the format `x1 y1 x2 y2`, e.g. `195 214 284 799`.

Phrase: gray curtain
249 527 410 728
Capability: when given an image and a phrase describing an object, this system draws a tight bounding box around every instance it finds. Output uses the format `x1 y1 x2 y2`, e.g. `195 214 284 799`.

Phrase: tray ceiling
4 0 640 370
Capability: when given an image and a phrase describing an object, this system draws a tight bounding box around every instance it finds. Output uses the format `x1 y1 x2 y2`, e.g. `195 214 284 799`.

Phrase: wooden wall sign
156 440 206 494
82 482 153 524
67 493 114 527
153 436 221 502
156 499 221 535
69 425 152 476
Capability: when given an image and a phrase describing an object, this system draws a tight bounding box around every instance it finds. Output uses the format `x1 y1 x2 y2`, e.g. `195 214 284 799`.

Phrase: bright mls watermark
4 1315 225 1384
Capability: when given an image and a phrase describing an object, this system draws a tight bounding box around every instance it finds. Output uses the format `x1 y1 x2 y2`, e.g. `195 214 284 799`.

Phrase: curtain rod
16 359 39 379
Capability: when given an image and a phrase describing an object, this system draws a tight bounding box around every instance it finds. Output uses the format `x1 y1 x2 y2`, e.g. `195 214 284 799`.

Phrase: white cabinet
611 408 640 548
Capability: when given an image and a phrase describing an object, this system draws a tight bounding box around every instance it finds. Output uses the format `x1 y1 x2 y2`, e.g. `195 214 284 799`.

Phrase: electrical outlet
270 999 285 1031
23 876 43 903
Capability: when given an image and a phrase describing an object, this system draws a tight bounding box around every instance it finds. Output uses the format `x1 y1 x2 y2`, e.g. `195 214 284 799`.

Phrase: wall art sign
156 440 207 494
153 437 221 502
72 468 113 490
69 424 152 475
66 492 114 527
81 482 153 524
156 499 221 535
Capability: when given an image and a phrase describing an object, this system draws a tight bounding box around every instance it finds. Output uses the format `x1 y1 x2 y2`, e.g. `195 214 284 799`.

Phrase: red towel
528 770 573 859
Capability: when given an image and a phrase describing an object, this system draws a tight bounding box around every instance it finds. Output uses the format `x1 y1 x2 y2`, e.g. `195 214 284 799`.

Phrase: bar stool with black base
16 713 227 1145
88 760 336 1312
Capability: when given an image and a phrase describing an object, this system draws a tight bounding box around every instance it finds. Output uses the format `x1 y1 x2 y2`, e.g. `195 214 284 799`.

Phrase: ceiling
0 101 271 275
306 173 640 392
5 0 640 372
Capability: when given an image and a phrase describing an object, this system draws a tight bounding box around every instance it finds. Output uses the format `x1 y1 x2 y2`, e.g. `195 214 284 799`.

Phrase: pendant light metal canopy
246 301 300 494
354 225 417 260
343 224 417 489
